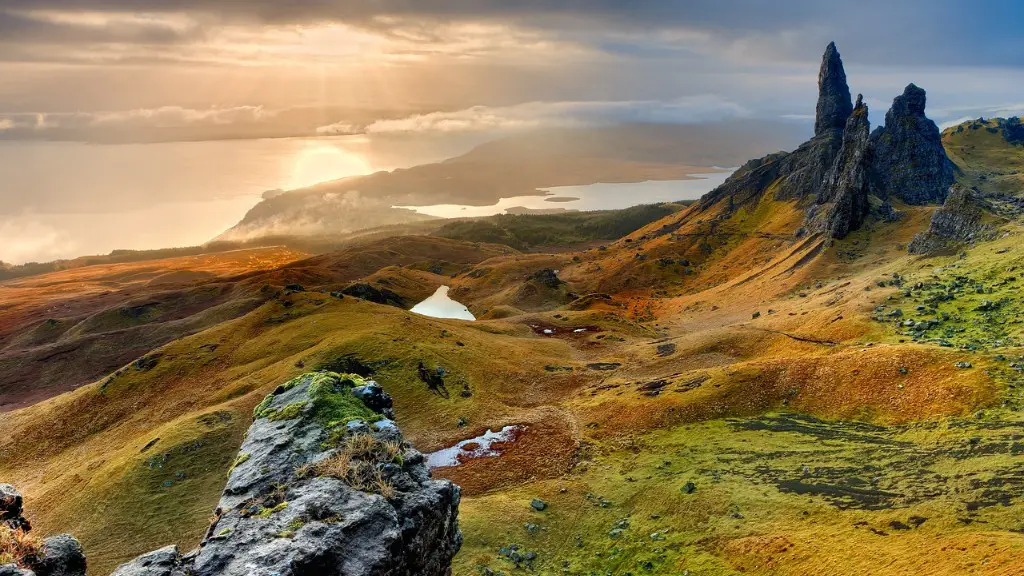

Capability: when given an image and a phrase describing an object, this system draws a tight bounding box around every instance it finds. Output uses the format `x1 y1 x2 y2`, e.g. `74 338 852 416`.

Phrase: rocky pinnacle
869 83 955 204
814 42 854 136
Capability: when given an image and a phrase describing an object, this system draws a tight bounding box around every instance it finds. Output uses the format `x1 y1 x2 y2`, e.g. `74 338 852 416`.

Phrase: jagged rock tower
815 42 854 136
694 42 956 241
870 83 955 204
807 94 872 238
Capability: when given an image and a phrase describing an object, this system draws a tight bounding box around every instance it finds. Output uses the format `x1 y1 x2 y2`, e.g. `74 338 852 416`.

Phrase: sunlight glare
286 144 372 190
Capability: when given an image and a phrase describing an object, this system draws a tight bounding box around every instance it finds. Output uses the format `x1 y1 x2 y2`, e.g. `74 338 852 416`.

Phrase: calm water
410 286 476 321
394 171 734 218
0 134 486 264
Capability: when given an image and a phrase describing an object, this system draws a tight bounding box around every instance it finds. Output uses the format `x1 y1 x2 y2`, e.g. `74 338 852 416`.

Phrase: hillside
2 43 1024 576
943 117 1024 215
217 122 804 242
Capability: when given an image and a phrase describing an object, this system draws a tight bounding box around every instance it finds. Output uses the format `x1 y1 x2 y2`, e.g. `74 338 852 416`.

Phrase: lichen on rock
110 372 461 576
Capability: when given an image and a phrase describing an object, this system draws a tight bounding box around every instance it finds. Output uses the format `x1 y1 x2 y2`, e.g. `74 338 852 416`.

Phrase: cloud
0 214 77 264
0 105 275 136
87 105 272 128
348 98 749 134
3 1 1024 68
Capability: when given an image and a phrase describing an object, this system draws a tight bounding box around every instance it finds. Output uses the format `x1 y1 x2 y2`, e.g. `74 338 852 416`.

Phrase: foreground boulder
111 371 461 576
870 83 955 205
0 486 86 576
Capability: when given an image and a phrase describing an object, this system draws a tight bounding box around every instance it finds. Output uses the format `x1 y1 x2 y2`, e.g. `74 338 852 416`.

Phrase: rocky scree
108 371 461 576
908 185 997 253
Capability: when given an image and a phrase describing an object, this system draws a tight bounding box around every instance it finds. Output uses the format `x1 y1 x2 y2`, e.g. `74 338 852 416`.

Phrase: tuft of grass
256 501 288 519
0 526 42 568
306 373 382 429
298 433 402 498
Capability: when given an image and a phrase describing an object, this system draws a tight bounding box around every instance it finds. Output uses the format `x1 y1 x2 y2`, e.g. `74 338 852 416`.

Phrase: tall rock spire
814 42 853 136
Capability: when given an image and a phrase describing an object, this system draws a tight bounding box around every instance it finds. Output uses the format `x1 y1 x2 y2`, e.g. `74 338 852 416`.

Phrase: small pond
410 286 475 320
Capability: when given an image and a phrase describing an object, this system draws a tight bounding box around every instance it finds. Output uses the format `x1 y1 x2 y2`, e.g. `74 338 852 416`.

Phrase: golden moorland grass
0 184 1020 575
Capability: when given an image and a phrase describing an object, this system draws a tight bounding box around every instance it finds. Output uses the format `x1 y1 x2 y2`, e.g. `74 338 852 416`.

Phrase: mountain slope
3 43 1024 576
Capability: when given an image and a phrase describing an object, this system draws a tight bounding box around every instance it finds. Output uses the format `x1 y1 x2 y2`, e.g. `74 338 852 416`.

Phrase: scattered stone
586 363 621 371
0 486 83 576
530 499 547 512
655 343 677 357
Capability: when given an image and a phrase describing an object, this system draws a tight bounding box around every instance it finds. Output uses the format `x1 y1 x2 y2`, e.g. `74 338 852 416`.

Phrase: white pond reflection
410 286 475 320
426 425 524 468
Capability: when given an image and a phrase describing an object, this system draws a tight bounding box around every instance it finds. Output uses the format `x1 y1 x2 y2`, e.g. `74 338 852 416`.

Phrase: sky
3 0 1024 140
3 1 1024 265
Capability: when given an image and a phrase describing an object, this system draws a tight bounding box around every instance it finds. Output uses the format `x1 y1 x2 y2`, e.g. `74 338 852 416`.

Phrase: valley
3 42 1024 576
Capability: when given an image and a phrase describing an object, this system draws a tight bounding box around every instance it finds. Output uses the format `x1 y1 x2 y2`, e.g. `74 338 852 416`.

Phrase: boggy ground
1 183 1023 575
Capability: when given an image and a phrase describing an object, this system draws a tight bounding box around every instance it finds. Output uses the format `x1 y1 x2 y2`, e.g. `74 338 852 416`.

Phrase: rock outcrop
870 83 955 204
697 42 960 243
908 185 995 253
340 283 406 308
697 43 855 213
805 95 872 238
109 371 461 576
815 42 854 136
0 486 86 576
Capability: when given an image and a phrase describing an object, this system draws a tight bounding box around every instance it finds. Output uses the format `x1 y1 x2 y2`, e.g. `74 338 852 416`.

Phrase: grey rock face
0 485 28 532
908 185 994 253
697 42 965 244
115 371 462 576
772 132 845 202
815 42 853 136
694 153 789 213
697 42 850 212
0 564 34 576
33 536 86 576
806 95 872 238
870 83 955 204
109 546 190 576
